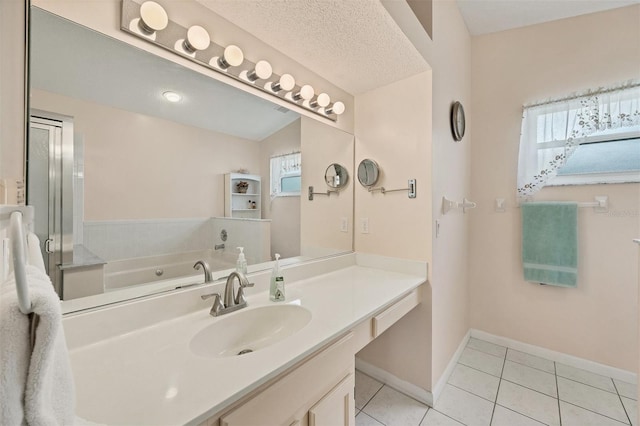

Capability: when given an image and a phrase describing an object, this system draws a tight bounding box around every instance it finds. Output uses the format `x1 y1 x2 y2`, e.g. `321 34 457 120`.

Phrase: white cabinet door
308 374 355 426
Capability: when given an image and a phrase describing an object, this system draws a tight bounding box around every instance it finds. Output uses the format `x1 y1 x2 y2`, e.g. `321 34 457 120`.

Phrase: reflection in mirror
357 159 380 187
324 164 349 189
28 8 353 312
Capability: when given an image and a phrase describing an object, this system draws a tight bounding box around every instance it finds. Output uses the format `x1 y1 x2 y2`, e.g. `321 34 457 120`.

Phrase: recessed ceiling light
162 91 182 102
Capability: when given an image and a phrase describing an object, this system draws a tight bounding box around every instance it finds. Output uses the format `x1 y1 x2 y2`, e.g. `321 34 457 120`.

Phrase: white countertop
67 260 425 425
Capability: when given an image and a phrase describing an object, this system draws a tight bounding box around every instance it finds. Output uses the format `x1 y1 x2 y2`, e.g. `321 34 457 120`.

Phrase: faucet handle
234 280 254 305
201 293 224 316
201 292 219 301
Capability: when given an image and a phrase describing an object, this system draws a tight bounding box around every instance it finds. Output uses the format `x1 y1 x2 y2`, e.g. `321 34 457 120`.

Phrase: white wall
32 89 260 220
469 5 640 372
260 119 301 259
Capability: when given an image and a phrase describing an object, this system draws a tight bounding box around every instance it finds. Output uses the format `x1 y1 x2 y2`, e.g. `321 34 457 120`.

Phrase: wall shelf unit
224 173 262 219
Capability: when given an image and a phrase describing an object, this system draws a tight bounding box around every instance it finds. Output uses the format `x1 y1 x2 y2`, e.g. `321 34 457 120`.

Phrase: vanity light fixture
217 45 244 69
246 60 273 82
293 84 314 101
137 1 168 34
162 91 182 102
325 101 345 116
310 93 330 108
121 0 346 121
183 25 210 52
270 74 296 92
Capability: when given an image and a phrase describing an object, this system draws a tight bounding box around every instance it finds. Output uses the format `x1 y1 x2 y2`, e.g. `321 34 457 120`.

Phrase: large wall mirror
28 8 354 312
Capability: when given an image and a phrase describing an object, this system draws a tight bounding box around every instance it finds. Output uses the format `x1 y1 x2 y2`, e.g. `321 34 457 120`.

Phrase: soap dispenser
269 253 285 302
236 247 247 275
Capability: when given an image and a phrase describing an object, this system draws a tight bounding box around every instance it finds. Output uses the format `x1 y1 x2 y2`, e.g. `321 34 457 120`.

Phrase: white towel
27 233 46 274
0 265 76 425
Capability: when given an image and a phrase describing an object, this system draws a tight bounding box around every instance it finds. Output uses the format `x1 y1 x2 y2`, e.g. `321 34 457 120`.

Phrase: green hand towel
521 202 578 287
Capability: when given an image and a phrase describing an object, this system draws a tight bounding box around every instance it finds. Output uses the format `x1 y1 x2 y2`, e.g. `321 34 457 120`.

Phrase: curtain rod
270 151 301 159
524 81 640 110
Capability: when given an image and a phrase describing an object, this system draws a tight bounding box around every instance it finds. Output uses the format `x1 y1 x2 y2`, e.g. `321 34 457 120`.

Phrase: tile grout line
358 383 385 422
612 380 633 426
556 374 620 395
489 345 509 425
457 360 502 378
506 356 555 375
447 382 498 405
555 361 562 426
494 403 554 426
561 400 632 425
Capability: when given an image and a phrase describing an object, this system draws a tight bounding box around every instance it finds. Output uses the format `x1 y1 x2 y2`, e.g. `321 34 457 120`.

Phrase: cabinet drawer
372 288 420 338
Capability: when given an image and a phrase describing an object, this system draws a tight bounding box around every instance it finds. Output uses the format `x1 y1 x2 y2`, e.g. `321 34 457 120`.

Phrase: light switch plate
340 217 348 233
360 218 369 234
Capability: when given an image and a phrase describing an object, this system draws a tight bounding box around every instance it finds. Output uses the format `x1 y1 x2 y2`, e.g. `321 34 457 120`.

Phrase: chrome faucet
193 260 213 283
224 271 254 307
201 271 254 317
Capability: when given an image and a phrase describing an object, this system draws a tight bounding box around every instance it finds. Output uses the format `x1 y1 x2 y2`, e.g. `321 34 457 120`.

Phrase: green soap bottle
269 253 285 302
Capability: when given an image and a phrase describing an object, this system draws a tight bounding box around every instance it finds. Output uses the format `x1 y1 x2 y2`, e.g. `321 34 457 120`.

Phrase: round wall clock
450 101 466 142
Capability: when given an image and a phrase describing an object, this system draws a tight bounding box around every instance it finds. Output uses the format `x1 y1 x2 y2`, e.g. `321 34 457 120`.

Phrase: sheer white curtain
517 82 640 198
270 152 301 198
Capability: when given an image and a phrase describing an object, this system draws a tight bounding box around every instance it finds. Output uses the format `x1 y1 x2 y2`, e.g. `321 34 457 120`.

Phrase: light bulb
183 25 210 52
218 45 244 68
138 1 168 34
248 60 273 81
311 93 330 108
271 74 295 92
326 101 345 115
294 84 314 101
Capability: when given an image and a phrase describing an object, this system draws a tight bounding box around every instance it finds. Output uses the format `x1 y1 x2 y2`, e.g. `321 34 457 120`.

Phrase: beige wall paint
0 0 26 182
32 89 260 220
260 119 301 259
354 71 433 390
428 0 472 389
355 0 472 393
470 5 640 371
300 117 354 255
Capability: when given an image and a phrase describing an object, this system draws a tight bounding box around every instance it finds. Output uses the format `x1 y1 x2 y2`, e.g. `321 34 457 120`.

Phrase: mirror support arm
308 186 339 201
367 179 417 198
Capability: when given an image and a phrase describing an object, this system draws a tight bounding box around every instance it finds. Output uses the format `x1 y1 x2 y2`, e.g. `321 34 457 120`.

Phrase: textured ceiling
196 0 429 95
457 0 640 35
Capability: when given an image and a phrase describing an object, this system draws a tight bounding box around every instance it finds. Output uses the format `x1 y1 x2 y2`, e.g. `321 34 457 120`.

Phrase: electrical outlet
361 218 369 234
340 217 348 233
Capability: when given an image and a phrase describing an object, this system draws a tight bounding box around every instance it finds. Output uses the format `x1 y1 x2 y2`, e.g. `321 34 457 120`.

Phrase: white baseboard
355 358 433 406
471 329 637 385
431 329 471 404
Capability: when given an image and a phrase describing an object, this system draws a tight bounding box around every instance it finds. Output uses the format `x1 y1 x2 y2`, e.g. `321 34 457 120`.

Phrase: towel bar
515 196 608 213
1 205 34 314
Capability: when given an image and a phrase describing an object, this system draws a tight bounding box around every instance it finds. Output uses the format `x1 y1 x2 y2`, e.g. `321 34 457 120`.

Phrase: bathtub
104 249 237 291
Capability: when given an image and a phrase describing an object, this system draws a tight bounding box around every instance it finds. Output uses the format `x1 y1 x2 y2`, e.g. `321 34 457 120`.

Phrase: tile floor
355 337 637 426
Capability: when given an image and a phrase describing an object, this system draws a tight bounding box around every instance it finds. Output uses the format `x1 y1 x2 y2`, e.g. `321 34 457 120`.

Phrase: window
517 83 640 198
270 152 301 197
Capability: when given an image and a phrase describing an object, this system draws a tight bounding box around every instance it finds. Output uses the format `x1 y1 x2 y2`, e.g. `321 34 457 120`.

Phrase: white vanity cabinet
203 287 422 426
224 173 262 219
216 333 355 426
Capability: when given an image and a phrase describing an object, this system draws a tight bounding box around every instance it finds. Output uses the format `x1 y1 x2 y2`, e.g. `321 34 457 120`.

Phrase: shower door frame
27 110 74 295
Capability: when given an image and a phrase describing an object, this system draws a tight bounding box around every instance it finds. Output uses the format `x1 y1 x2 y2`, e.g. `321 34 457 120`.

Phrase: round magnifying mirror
325 164 349 189
357 159 380 187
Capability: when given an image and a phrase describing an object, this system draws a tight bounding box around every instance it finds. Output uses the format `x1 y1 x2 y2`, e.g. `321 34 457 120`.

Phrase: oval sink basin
190 305 312 358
